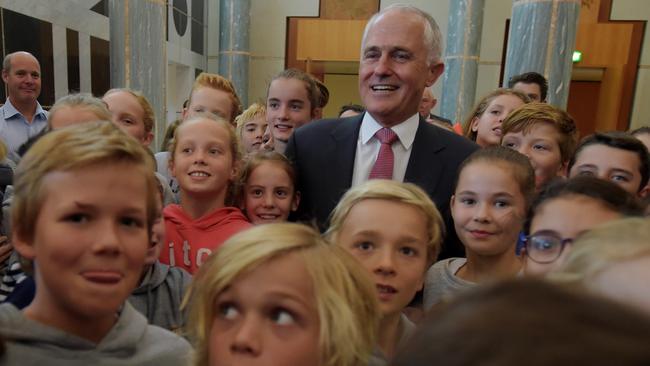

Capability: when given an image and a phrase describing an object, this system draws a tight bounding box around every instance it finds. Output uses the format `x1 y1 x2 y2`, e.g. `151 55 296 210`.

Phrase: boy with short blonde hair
0 122 190 365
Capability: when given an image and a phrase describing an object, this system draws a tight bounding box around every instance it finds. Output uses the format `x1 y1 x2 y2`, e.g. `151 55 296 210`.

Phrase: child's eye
181 147 193 154
533 144 549 151
209 148 221 155
218 302 239 320
494 200 510 208
290 104 303 111
275 190 288 198
577 170 595 177
249 188 264 197
120 118 134 125
268 102 279 109
502 141 517 149
121 216 144 228
211 111 225 119
354 241 374 251
65 213 89 223
271 308 296 326
611 174 629 182
399 246 418 257
460 197 476 205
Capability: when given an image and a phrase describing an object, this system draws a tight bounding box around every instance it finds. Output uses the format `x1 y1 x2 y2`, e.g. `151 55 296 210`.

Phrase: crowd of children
0 54 649 365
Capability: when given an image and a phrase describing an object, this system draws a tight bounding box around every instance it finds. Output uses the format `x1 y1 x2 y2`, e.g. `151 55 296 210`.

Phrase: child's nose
373 249 396 276
263 193 275 207
473 203 491 222
230 315 262 357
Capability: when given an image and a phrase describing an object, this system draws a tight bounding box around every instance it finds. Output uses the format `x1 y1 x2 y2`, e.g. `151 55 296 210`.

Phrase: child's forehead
244 116 266 125
178 118 229 137
577 143 642 167
250 161 292 179
351 197 426 220
508 120 561 139
269 78 309 98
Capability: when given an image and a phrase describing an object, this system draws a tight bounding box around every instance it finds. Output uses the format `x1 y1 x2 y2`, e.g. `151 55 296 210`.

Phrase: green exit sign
572 51 582 62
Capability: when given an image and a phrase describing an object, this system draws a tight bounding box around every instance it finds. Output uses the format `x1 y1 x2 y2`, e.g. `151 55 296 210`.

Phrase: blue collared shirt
0 98 48 157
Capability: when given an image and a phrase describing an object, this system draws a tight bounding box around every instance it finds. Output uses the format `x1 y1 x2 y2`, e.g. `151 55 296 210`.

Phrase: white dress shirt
351 112 419 187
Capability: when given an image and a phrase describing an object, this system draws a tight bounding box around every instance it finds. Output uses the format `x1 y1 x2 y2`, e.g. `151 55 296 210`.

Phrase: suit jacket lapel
405 117 445 196
330 115 362 191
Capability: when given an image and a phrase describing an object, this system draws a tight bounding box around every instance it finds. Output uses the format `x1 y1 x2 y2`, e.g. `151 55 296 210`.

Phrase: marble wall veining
503 0 580 108
219 0 250 107
109 0 167 150
441 0 485 124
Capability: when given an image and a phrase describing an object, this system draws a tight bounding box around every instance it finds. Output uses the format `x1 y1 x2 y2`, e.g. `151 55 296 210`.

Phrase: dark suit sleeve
284 133 311 224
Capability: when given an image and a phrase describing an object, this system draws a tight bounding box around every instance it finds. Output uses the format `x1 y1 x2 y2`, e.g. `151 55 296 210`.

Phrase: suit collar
359 112 419 149
404 116 447 192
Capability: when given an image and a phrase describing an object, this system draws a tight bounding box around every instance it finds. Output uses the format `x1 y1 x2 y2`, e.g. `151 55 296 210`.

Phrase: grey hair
361 4 443 65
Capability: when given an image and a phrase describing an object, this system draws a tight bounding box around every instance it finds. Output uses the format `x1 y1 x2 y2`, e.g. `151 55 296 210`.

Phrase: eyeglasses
524 231 574 264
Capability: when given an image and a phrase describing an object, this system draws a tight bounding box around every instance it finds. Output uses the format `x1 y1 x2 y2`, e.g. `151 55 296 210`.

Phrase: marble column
440 0 485 125
109 0 166 151
503 0 580 108
219 0 251 107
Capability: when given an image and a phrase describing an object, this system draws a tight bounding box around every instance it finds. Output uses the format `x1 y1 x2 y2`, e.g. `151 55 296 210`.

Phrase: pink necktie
369 128 398 180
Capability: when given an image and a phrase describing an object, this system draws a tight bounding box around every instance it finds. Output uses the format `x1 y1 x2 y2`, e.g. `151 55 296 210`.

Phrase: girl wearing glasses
523 176 644 277
423 147 535 310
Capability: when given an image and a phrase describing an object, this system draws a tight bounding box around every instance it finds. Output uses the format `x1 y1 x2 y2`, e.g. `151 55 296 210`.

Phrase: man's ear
425 61 444 87
1 69 8 84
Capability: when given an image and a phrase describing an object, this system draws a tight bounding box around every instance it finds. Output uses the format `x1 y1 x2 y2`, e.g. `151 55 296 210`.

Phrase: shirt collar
2 98 46 119
360 112 419 149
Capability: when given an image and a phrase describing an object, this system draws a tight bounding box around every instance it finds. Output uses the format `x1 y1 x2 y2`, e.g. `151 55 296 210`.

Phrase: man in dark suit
286 5 478 259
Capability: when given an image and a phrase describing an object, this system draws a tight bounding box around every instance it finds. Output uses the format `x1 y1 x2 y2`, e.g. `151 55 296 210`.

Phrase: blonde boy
188 223 380 366
235 102 267 154
326 180 444 364
0 122 190 365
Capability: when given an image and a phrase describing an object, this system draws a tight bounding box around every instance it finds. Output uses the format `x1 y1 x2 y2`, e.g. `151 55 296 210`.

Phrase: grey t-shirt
423 257 475 310
368 313 416 366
